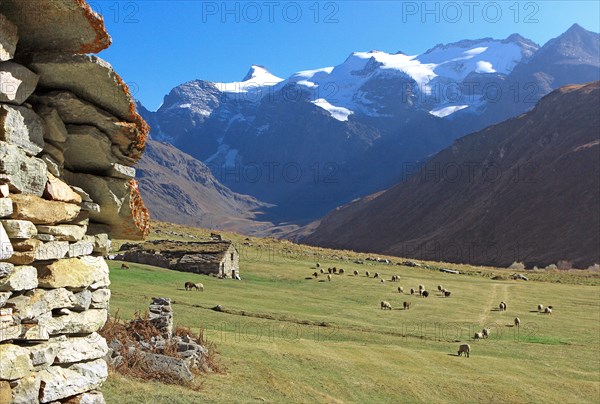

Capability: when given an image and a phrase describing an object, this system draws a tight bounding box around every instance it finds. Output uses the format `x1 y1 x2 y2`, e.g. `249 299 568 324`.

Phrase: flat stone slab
0 104 45 156
0 141 47 196
0 62 39 105
0 0 111 54
0 14 18 61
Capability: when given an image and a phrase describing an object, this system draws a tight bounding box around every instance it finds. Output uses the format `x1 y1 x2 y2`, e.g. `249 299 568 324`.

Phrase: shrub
508 261 526 270
545 264 558 270
556 260 573 270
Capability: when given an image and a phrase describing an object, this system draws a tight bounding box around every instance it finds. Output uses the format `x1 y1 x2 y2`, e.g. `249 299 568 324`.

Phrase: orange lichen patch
128 179 151 239
113 72 150 156
77 0 112 53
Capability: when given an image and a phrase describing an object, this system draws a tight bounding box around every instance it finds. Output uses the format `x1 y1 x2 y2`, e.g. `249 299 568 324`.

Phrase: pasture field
104 223 600 403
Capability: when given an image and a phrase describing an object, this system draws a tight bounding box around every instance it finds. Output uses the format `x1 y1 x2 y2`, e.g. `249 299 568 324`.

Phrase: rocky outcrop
0 1 149 402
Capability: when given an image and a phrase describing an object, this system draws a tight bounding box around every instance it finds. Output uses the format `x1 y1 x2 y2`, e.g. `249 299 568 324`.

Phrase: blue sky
93 1 600 110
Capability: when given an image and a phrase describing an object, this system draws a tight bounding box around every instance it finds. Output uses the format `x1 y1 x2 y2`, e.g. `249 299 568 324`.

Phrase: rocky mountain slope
303 82 600 268
135 138 281 234
140 25 598 226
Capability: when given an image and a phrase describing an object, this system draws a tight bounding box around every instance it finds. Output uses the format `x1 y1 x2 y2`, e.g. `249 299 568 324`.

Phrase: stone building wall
0 1 149 402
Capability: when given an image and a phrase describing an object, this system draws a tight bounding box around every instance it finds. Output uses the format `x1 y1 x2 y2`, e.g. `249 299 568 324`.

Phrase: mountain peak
242 65 274 82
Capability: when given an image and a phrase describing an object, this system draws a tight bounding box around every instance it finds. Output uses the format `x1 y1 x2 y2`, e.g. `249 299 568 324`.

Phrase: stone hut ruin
117 240 241 279
1 1 149 402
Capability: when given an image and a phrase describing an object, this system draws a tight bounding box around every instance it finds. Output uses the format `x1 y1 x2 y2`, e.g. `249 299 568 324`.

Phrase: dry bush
99 311 222 387
556 260 573 270
588 264 600 272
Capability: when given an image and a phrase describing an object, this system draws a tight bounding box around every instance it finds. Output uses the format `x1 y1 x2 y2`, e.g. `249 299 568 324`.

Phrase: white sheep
327 274 332 282
437 285 443 292
353 270 359 276
514 317 520 327
538 304 544 312
374 272 380 279
482 328 490 338
544 307 552 314
398 286 404 293
474 332 483 339
381 279 385 284
458 344 471 357
381 301 392 310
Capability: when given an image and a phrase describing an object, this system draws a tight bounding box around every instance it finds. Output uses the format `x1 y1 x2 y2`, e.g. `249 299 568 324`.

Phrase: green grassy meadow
103 223 600 403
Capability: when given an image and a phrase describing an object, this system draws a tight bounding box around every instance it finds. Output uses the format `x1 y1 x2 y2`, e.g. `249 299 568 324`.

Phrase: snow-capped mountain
139 24 599 226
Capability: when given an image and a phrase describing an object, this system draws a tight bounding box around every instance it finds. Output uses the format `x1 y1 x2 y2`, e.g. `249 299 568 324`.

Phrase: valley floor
104 226 600 403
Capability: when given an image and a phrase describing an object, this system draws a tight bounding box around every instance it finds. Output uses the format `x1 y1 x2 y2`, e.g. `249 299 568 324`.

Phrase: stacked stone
1 1 149 403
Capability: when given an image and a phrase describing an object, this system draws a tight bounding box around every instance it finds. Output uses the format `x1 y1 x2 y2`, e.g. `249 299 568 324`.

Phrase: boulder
8 373 40 403
1 219 37 238
71 289 92 311
53 332 108 364
0 0 111 54
65 173 149 239
9 193 80 224
36 225 86 242
0 381 10 403
30 54 138 124
32 91 145 162
6 287 73 320
41 309 108 336
0 197 12 217
83 233 111 255
0 141 47 196
0 62 39 105
62 390 106 404
0 344 33 380
0 265 37 291
0 307 20 341
106 163 136 179
0 291 10 306
63 125 117 173
33 241 69 261
0 104 45 155
0 262 13 278
38 359 108 403
0 14 18 61
36 257 109 289
136 351 194 382
90 288 110 309
0 221 13 259
35 106 69 143
44 173 81 204
40 154 62 178
11 238 41 252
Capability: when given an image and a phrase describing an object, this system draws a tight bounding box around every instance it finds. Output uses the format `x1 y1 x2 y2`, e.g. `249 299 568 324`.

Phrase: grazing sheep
353 270 359 276
194 283 204 292
499 302 506 311
398 287 404 293
339 268 345 275
185 282 203 291
457 344 471 357
328 267 333 274
544 307 552 314
482 328 490 338
474 332 483 339
538 304 544 312
381 301 392 310
327 274 332 282
184 282 194 291
374 272 380 279
333 267 337 274
320 268 325 274
403 301 411 310
437 285 443 292
418 284 424 291
121 263 129 269
422 290 429 298
381 279 385 284
312 272 318 278
366 271 370 277
410 288 415 295
316 263 321 268
444 291 451 297
514 317 520 327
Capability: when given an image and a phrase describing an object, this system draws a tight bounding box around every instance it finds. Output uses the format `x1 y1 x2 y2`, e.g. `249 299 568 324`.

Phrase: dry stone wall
1 1 149 402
